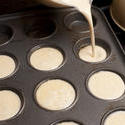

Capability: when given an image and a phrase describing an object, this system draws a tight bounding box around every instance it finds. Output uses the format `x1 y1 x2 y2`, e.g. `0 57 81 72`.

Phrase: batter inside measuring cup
30 47 64 71
104 111 125 125
0 55 16 79
88 71 125 100
79 45 107 62
35 79 76 110
56 121 79 125
0 90 21 121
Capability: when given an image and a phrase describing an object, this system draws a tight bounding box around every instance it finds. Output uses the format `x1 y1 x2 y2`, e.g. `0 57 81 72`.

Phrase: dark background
0 0 112 15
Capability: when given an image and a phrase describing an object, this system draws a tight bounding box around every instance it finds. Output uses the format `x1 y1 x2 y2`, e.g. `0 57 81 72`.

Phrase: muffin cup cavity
27 44 65 72
25 18 56 39
0 87 24 121
64 11 96 33
73 37 111 63
86 69 125 101
0 53 19 80
34 78 77 111
101 108 125 125
52 120 82 125
0 25 13 46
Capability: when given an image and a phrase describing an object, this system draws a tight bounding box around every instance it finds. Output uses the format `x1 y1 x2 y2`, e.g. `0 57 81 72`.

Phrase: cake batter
79 45 107 62
0 55 16 79
88 71 125 100
35 79 76 110
104 111 125 125
30 47 63 71
62 0 95 56
57 121 79 125
0 90 21 121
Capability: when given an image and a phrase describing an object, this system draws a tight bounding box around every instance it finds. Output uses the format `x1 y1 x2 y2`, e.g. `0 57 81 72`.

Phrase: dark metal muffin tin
0 6 125 125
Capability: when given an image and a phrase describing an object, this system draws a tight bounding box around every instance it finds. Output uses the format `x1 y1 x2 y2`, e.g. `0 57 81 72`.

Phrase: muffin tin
0 6 125 125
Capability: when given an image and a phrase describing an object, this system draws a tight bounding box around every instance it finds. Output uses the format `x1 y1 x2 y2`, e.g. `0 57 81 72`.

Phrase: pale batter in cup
0 90 21 121
30 47 64 71
104 111 125 125
0 55 16 79
35 79 76 110
88 71 125 100
79 45 107 62
56 121 79 125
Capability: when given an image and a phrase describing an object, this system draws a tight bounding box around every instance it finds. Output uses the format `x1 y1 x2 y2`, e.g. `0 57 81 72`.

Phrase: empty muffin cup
64 11 96 33
0 90 22 121
0 55 16 79
29 47 64 71
104 110 125 125
74 38 110 63
25 18 56 39
0 25 13 46
35 79 76 111
88 71 125 100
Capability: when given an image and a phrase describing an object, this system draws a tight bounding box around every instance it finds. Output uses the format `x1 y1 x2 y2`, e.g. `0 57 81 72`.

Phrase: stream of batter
62 0 95 57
